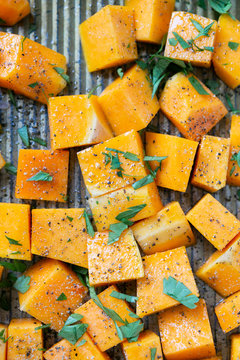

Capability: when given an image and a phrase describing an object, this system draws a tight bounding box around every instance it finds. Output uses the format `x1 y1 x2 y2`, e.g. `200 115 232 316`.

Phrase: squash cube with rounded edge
0 0 30 26
44 339 72 360
227 115 240 186
71 332 111 360
0 152 5 169
215 290 240 333
231 334 240 360
0 324 7 360
79 5 137 72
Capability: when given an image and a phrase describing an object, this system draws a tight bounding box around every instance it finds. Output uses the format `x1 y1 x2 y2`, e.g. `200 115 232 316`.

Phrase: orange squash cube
74 285 137 352
165 12 217 67
98 65 160 135
79 5 137 72
159 72 228 142
0 152 5 169
131 201 195 255
203 357 222 360
15 149 69 202
125 0 175 44
227 115 240 186
19 258 88 332
187 194 240 250
43 340 72 360
136 246 199 317
7 318 43 360
121 330 163 360
146 132 198 192
158 299 216 360
191 135 230 192
89 182 163 231
48 95 113 151
0 32 67 104
231 334 240 360
31 208 88 268
71 332 111 360
88 229 144 286
0 0 30 25
0 324 7 360
213 14 240 89
0 266 3 279
0 203 31 260
215 290 240 333
77 130 148 197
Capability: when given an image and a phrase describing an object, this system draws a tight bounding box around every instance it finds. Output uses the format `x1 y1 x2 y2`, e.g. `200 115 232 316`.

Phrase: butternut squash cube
146 132 198 192
191 135 230 192
71 332 111 360
165 12 217 67
125 0 175 44
0 32 67 104
121 330 163 360
215 290 240 333
78 130 148 197
89 182 163 231
0 0 30 25
213 14 240 89
136 246 199 317
0 152 5 169
158 299 216 360
19 258 88 332
43 340 72 360
88 229 144 286
159 72 228 142
203 357 222 360
187 194 240 250
31 208 88 268
196 233 240 297
48 95 113 151
0 203 31 260
7 318 43 360
0 266 3 279
98 65 160 135
227 115 240 186
15 149 69 202
79 5 137 72
74 285 136 352
0 324 7 360
131 201 195 255
231 334 240 360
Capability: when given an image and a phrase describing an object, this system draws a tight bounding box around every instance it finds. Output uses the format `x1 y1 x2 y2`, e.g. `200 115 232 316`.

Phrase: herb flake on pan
4 163 17 175
208 0 232 14
163 276 199 309
18 125 30 147
225 94 240 114
117 68 124 79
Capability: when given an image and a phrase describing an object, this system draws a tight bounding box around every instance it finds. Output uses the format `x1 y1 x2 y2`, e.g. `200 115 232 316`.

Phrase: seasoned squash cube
0 324 7 360
131 201 195 254
187 194 240 250
159 72 228 142
158 299 216 360
19 259 88 332
31 208 88 268
0 203 31 260
213 14 240 89
146 132 198 192
89 182 163 231
98 65 160 135
227 115 240 186
136 246 199 317
0 152 5 169
191 135 230 192
71 332 111 360
15 149 69 202
43 340 72 360
0 32 67 104
215 290 240 333
79 5 137 72
7 318 43 360
0 0 30 25
165 12 217 67
48 95 113 150
78 130 148 197
231 334 240 360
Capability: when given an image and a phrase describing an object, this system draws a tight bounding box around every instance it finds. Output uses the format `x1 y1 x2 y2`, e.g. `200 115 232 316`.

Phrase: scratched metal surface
0 0 240 358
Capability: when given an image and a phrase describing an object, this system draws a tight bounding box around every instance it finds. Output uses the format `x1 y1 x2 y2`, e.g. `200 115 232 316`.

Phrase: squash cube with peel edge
43 339 72 360
0 152 5 169
227 115 240 186
0 0 30 26
231 334 240 360
79 5 138 72
18 258 88 332
0 324 7 360
215 290 240 333
71 332 111 360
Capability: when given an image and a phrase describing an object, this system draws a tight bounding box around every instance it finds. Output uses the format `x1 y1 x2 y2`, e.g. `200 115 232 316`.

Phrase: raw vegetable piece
0 324 7 360
7 318 43 360
89 182 163 231
98 65 160 135
0 152 6 169
125 0 175 44
71 332 111 360
48 95 113 150
146 132 198 192
186 194 240 250
79 5 137 72
213 14 240 89
165 12 217 67
0 32 67 104
158 299 216 360
227 115 240 186
0 0 30 26
202 357 222 360
121 330 163 360
215 290 240 333
196 233 240 297
191 135 230 192
43 339 72 360
0 266 3 279
77 130 148 197
159 72 228 142
136 246 199 317
87 229 144 286
31 208 88 268
15 149 69 202
131 201 195 255
18 258 88 332
231 334 240 360
0 203 31 260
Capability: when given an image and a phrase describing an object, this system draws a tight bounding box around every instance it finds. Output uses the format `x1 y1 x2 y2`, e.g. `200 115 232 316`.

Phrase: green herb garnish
31 137 47 147
7 89 17 109
59 314 88 345
231 151 240 167
0 260 27 273
105 148 139 162
108 222 128 245
5 236 22 246
13 275 31 294
27 171 53 182
35 323 51 331
228 41 239 51
151 348 157 360
0 329 10 343
56 292 67 301
117 68 124 79
53 67 70 84
83 210 95 237
172 32 191 49
163 276 199 309
76 339 87 347
225 94 240 114
18 125 30 147
88 84 101 98
67 215 73 222
208 0 232 14
4 162 17 175
188 76 209 95
115 204 147 226
110 290 138 303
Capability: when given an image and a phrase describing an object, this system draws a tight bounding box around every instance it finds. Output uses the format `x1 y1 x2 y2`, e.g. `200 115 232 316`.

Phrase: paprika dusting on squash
0 0 30 26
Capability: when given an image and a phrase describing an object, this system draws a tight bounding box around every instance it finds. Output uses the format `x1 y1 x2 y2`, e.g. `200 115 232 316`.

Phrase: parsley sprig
59 314 88 345
163 276 199 309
